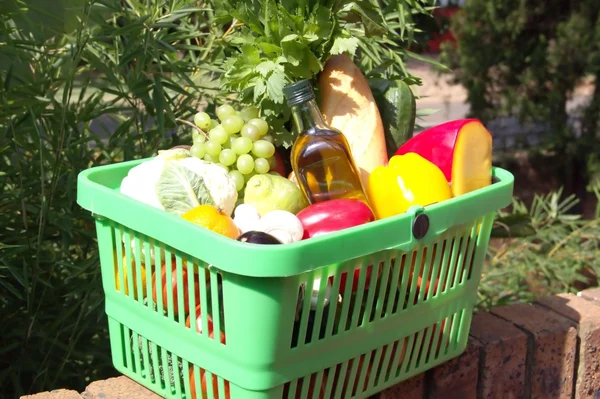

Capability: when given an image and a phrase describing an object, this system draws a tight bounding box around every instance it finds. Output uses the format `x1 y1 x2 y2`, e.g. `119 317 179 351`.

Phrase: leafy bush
0 0 437 396
0 1 218 396
480 188 600 310
440 0 600 197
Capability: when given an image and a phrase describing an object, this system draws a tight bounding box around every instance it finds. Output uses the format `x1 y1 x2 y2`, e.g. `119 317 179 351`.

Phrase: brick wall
23 288 600 399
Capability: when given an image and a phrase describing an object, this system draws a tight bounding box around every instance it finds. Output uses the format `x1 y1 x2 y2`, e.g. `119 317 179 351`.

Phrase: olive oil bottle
283 79 369 205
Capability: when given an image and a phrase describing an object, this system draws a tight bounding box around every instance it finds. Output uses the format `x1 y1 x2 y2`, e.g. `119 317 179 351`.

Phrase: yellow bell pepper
367 153 452 219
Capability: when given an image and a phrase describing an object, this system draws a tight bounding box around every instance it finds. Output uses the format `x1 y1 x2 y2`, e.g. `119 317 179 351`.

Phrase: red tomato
151 261 200 316
189 366 231 399
185 304 227 344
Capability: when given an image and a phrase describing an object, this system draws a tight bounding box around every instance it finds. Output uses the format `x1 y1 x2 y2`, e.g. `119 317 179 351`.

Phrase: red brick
579 287 600 302
469 311 528 399
20 390 82 399
82 376 160 399
491 303 577 399
425 337 480 399
380 373 425 399
536 293 600 399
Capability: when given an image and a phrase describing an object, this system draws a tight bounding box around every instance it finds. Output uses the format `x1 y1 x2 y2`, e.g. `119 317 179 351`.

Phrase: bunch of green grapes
191 105 278 194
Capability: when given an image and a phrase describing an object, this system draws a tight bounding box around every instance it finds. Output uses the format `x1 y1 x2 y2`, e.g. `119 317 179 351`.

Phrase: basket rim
77 158 514 277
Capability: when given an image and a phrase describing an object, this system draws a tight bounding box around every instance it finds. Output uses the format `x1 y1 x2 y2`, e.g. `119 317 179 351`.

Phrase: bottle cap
283 79 315 107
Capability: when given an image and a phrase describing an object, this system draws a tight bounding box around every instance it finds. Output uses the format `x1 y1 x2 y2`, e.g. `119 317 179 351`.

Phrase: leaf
266 68 286 104
341 1 387 37
256 60 282 77
330 36 360 56
491 214 537 238
156 161 215 216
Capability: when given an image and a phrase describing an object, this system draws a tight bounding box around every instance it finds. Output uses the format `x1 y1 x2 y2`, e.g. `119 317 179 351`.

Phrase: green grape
204 153 218 163
193 112 211 130
262 135 274 144
219 149 237 166
229 134 240 148
193 134 207 145
239 106 259 121
190 143 206 159
252 140 275 158
229 170 245 192
222 115 244 135
216 104 235 121
231 137 253 155
210 119 219 130
240 124 261 141
248 118 269 136
254 158 270 174
217 163 229 172
237 154 255 175
209 126 229 145
205 140 222 157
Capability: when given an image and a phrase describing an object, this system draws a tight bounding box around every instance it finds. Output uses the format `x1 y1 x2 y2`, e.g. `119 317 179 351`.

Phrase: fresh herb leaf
330 36 360 56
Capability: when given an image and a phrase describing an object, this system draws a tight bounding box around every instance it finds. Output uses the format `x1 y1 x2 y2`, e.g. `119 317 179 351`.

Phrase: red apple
296 199 374 239
394 118 492 197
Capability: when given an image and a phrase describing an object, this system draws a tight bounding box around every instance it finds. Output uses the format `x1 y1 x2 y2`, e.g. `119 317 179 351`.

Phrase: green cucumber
370 79 417 158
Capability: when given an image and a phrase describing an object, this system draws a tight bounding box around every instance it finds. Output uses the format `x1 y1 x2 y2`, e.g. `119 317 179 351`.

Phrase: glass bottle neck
290 98 327 133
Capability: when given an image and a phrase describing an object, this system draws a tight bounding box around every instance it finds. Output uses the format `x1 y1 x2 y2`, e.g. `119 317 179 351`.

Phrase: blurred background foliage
0 0 598 397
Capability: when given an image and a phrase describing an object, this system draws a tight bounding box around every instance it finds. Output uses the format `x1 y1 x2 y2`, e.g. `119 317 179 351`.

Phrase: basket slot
365 345 384 391
152 242 165 317
284 378 298 398
336 259 360 335
131 331 143 377
448 229 470 291
392 252 412 314
214 272 226 344
322 364 336 398
140 336 152 381
415 324 435 370
353 352 372 397
372 253 393 322
415 244 436 305
283 370 330 399
332 360 350 399
307 269 329 345
346 353 362 397
143 239 154 307
426 240 445 300
323 265 342 339
461 218 481 285
347 256 372 331
435 236 455 296
383 253 404 318
376 340 395 387
403 247 425 311
182 359 192 399
359 262 383 326
123 325 135 372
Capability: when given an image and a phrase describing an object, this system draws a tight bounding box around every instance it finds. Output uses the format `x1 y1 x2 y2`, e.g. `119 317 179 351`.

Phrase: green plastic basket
77 158 514 399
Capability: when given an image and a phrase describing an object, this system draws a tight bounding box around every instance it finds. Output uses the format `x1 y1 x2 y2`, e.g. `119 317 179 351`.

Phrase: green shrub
480 188 600 310
0 0 437 396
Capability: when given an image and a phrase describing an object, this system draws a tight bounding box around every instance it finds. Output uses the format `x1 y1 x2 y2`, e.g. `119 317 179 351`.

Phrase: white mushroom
256 210 304 244
233 204 261 234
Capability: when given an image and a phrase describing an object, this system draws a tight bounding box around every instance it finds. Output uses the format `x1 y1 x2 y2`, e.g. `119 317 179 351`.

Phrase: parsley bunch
213 0 436 148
